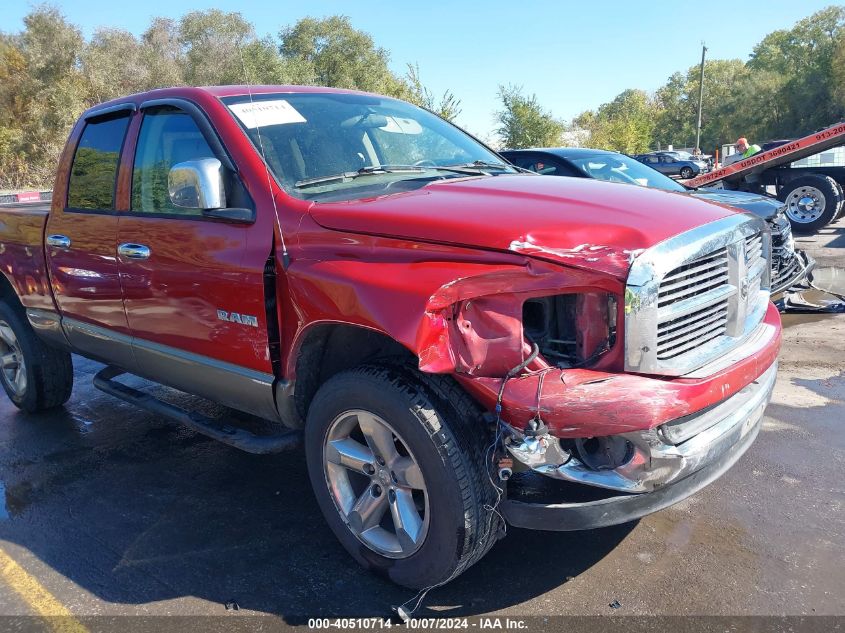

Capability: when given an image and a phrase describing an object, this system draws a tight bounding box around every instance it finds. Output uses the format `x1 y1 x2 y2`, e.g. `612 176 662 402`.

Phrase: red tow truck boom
687 121 845 189
686 122 845 232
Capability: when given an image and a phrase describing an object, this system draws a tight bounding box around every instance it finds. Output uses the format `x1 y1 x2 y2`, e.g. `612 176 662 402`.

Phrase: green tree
833 32 845 116
82 28 149 102
179 10 256 85
656 59 755 152
404 63 462 122
581 89 658 153
140 18 184 89
495 84 564 149
749 5 845 135
0 6 86 187
279 16 407 97
654 71 695 148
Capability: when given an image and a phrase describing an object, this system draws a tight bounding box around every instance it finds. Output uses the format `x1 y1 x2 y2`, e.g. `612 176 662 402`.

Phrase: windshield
568 153 687 193
222 92 513 201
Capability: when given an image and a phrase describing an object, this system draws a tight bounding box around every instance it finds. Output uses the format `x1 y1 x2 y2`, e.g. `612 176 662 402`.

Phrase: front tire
779 174 842 232
680 166 694 179
305 364 501 589
0 302 73 413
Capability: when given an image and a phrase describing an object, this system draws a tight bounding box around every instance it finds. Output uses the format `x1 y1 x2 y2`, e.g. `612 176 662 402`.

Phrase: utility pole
694 42 707 152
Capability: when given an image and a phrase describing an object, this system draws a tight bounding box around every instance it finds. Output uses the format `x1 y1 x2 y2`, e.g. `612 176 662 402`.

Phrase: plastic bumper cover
500 360 777 531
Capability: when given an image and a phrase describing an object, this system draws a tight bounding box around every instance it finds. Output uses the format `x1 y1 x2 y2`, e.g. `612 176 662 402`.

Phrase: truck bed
0 202 53 310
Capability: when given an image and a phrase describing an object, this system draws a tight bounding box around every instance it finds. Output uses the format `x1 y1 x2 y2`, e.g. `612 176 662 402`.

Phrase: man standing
735 137 761 159
723 137 761 166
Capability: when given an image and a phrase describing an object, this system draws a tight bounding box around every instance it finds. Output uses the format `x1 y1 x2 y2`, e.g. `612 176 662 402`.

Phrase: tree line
0 7 460 188
497 6 845 155
1 5 843 188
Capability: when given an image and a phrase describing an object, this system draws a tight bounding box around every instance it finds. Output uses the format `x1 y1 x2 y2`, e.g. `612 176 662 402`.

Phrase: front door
116 102 278 420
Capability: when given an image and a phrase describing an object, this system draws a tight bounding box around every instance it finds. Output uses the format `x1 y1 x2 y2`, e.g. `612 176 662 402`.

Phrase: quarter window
67 113 131 210
131 108 216 216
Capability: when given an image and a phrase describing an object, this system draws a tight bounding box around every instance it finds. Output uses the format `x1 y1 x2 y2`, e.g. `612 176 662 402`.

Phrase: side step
93 366 301 454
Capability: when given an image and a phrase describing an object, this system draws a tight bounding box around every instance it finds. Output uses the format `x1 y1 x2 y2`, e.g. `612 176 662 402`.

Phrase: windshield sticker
228 100 306 129
379 116 423 135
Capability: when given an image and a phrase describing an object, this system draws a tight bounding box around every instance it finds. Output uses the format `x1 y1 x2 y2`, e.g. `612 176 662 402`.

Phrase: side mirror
168 158 226 210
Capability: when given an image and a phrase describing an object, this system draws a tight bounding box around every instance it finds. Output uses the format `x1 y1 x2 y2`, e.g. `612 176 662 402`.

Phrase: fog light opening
574 436 634 471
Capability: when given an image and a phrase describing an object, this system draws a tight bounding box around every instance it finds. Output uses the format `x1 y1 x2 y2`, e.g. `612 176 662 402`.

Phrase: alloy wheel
323 409 429 558
0 320 26 397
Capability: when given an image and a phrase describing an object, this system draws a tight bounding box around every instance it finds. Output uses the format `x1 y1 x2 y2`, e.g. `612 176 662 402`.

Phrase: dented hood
310 174 737 279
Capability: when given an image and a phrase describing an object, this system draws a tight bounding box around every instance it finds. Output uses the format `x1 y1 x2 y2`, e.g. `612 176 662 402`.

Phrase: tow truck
687 122 845 232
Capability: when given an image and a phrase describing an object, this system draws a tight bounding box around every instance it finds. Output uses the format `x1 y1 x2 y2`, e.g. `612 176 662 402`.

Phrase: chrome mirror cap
168 158 226 210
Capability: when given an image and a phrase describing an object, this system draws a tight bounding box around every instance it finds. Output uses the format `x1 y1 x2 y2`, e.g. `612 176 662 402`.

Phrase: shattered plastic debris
609 600 622 609
776 267 845 314
777 291 845 313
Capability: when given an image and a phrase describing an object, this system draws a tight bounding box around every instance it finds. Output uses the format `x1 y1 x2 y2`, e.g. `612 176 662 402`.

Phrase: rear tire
304 363 501 589
0 302 73 413
778 174 841 233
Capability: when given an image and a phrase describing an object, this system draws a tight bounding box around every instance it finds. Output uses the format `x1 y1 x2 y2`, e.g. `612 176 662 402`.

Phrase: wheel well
0 273 22 311
291 324 416 425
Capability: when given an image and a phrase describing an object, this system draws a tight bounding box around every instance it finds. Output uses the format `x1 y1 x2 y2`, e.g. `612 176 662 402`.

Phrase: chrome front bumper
500 361 777 530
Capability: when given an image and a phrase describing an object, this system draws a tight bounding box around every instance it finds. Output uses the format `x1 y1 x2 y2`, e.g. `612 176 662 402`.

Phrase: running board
93 366 301 454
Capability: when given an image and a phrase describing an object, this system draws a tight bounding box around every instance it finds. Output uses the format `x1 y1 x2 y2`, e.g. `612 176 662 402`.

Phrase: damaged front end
416 262 623 378
415 214 782 531
503 361 776 495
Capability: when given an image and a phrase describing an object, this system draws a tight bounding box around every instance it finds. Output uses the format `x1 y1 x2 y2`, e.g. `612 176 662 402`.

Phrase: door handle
118 243 152 260
46 235 71 249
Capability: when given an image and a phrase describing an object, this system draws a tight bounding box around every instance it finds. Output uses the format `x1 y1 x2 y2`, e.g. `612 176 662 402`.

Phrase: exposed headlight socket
522 292 618 368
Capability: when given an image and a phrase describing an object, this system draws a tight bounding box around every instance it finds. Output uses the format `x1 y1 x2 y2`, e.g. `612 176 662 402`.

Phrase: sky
5 0 838 140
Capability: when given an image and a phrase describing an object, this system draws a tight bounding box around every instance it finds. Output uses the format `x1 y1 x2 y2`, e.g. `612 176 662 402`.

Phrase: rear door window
67 113 131 210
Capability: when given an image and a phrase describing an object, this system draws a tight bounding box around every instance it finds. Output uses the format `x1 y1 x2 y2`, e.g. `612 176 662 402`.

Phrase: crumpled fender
415 263 621 377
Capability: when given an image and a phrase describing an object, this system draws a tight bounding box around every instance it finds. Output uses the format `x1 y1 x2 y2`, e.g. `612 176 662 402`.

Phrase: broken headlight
522 292 618 368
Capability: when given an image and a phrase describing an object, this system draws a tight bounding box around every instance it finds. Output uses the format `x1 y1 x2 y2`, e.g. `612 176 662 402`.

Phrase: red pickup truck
0 86 781 589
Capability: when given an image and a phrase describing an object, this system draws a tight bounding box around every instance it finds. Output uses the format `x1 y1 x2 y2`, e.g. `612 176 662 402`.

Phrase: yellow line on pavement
0 546 88 633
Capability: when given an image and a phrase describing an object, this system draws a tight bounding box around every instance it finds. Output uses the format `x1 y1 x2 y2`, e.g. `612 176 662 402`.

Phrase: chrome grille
656 249 730 360
657 249 729 308
625 215 771 376
657 301 729 360
771 220 799 292
745 234 763 263
773 255 800 290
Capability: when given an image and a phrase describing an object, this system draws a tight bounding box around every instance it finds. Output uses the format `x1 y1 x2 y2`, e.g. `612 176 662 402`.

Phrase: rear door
45 108 136 368
116 100 279 421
